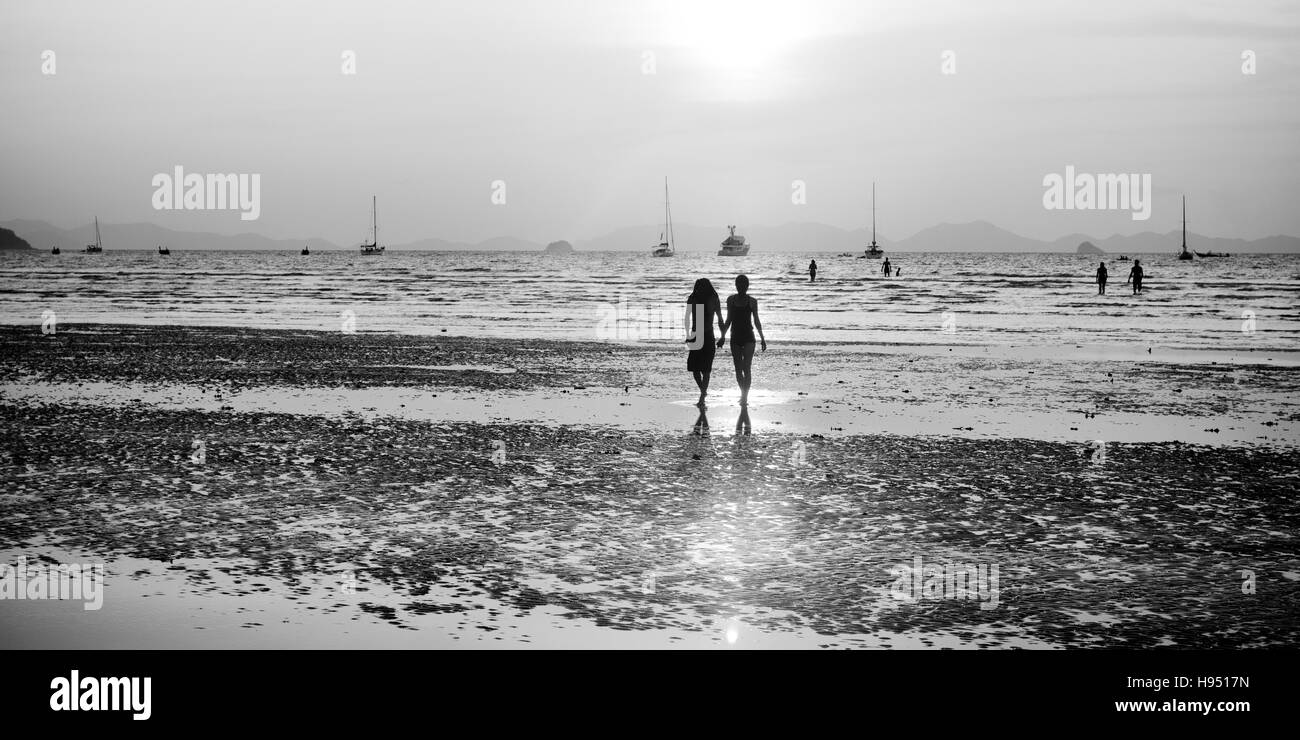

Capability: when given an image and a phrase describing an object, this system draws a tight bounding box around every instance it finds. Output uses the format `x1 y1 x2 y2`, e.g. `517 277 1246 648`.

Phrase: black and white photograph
1 0 1296 724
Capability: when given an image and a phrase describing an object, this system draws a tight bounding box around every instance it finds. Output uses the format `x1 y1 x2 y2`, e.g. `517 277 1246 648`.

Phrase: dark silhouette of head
690 278 718 305
735 274 749 294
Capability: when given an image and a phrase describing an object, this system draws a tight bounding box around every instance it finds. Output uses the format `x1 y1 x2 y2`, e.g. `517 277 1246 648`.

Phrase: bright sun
665 0 819 79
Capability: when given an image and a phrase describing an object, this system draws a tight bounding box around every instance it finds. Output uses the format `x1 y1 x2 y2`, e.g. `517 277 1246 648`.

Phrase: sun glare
664 0 820 88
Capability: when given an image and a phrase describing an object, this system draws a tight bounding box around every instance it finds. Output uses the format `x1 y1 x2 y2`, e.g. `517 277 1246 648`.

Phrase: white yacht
717 225 749 256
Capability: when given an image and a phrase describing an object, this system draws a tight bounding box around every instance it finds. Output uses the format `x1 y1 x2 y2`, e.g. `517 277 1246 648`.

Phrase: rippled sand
1 325 1297 648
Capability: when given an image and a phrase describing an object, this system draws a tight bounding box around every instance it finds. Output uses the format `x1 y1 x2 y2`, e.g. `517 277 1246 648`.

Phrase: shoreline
4 320 1299 358
3 323 1297 447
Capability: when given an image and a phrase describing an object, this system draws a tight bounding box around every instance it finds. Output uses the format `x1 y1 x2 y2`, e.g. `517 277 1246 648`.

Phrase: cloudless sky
2 0 1297 244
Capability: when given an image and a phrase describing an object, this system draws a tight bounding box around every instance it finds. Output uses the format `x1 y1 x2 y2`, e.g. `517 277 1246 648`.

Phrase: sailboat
861 182 883 258
84 217 103 253
651 178 675 257
1177 196 1193 261
359 196 385 255
51 245 60 255
717 225 750 256
301 245 310 255
157 245 170 255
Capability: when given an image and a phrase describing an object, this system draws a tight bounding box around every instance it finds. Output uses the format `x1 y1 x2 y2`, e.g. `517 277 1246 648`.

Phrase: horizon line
4 217 1297 249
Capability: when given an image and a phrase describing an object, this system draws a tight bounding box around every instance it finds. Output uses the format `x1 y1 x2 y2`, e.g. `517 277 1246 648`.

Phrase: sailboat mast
665 177 674 251
373 195 377 246
1182 196 1186 248
95 217 101 249
872 182 876 244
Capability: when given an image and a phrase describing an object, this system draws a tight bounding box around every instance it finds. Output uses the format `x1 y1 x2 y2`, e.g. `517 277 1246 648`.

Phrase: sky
2 0 1298 245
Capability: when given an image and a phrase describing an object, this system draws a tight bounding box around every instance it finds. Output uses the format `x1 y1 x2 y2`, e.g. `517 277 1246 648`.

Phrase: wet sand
2 324 1298 648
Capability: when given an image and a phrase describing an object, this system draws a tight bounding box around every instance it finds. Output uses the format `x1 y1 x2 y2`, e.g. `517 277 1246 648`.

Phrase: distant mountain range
3 218 1297 254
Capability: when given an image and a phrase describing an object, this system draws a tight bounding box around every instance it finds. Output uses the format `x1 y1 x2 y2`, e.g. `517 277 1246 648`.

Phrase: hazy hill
894 220 1044 253
0 226 33 250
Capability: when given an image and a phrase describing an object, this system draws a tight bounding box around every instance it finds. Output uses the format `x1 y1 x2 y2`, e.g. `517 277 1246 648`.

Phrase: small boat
1177 196 1193 260
157 245 170 255
301 245 310 255
838 252 855 257
860 182 883 259
1194 250 1229 258
51 246 60 255
84 217 103 253
359 195 385 255
1117 255 1130 261
717 225 750 256
651 177 675 257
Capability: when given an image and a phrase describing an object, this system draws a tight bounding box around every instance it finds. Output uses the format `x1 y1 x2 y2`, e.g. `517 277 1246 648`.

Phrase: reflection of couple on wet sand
691 404 752 437
685 274 767 408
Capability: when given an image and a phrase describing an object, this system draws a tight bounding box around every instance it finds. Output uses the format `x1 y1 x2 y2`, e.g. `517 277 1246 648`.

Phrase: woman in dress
686 278 724 407
716 274 767 407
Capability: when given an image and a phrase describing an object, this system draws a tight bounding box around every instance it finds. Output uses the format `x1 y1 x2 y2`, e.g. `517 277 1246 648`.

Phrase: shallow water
3 250 1297 350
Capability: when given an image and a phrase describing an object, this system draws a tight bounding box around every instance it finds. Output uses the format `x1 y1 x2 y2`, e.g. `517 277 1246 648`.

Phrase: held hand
716 337 726 349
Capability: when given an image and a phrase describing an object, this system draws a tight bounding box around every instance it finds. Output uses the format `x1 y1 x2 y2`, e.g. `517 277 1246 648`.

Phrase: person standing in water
808 259 817 283
1096 261 1108 295
685 278 724 408
882 257 892 277
1125 259 1144 295
717 274 767 407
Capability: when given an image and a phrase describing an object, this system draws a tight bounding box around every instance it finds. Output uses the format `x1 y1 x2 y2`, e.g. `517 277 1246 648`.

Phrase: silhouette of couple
1096 259 1144 295
685 274 767 408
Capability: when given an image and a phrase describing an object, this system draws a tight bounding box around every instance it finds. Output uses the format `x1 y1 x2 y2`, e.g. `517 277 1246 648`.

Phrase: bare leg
733 342 756 405
732 351 745 401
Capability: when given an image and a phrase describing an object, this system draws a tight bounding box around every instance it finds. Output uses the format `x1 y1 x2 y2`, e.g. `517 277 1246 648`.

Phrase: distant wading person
717 274 767 407
1096 261 1108 295
1125 259 1144 295
686 278 724 408
808 259 817 283
882 258 892 277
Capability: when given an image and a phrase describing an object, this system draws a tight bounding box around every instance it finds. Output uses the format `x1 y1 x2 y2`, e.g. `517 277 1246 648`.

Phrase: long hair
687 278 719 336
689 278 719 308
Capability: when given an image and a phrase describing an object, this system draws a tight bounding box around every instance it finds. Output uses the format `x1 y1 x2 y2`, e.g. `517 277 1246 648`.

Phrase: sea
2 249 1297 352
